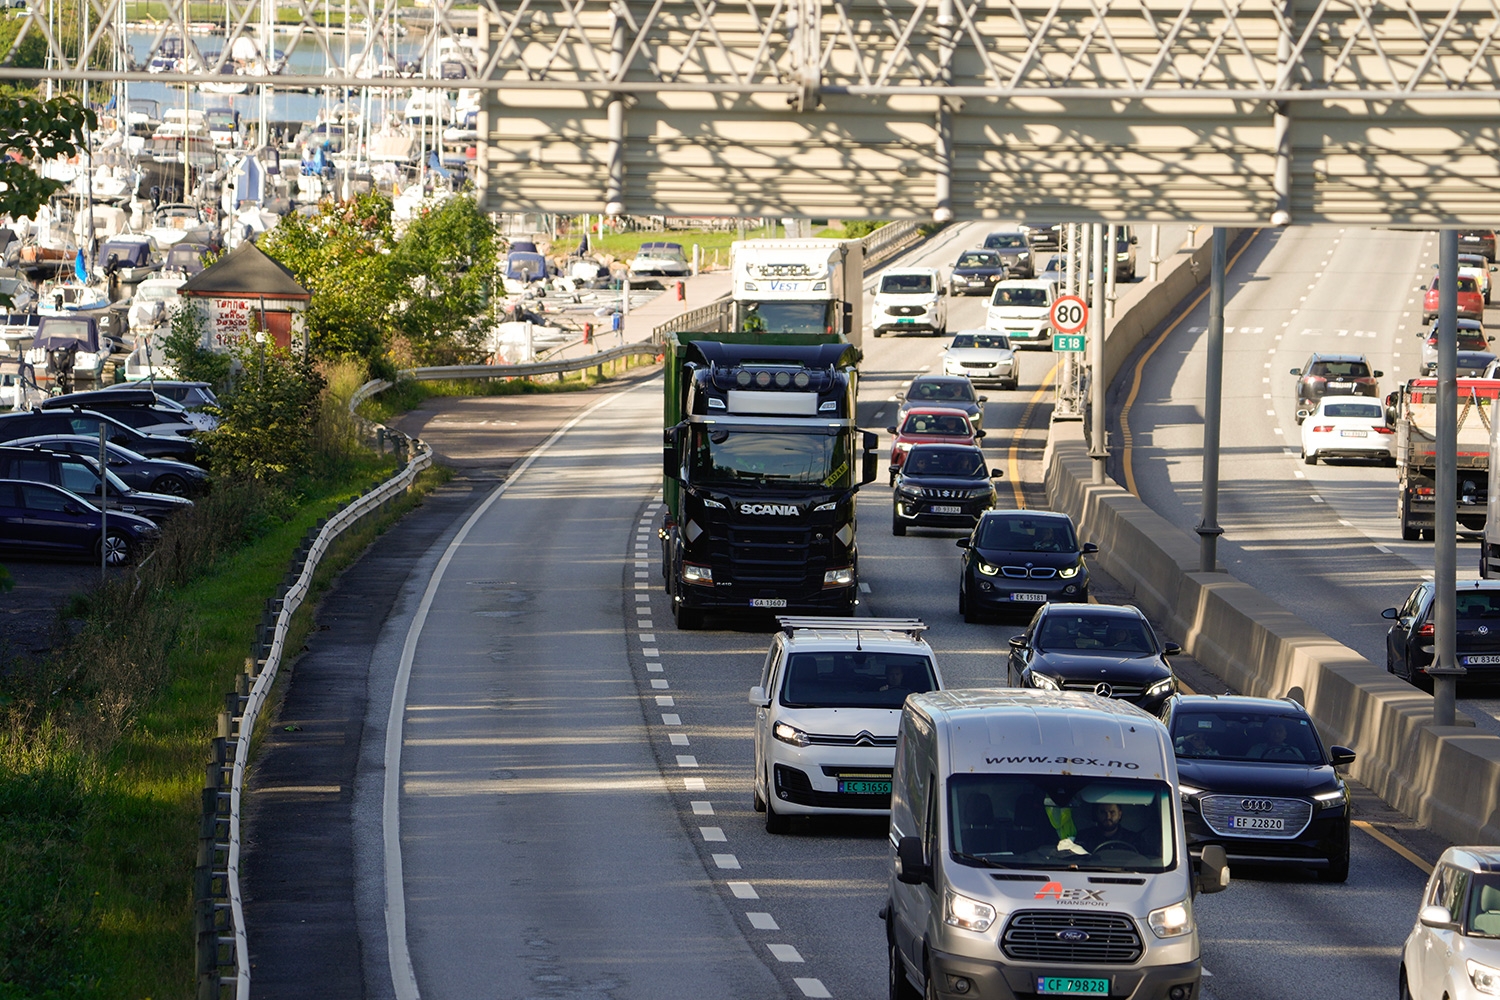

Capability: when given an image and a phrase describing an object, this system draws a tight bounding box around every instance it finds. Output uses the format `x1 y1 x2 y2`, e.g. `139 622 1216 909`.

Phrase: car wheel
892 516 907 537
962 592 981 624
890 939 921 1000
753 775 766 813
673 599 703 631
97 529 133 567
151 472 191 496
1421 528 1435 542
1318 823 1350 883
1304 450 1317 465
764 771 791 834
1398 967 1415 1000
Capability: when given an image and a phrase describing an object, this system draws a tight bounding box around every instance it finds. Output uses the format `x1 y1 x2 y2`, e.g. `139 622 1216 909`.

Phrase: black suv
1006 602 1180 716
0 445 192 522
1383 579 1500 690
891 444 1000 535
1459 230 1497 261
957 509 1096 622
1290 352 1382 422
980 231 1036 278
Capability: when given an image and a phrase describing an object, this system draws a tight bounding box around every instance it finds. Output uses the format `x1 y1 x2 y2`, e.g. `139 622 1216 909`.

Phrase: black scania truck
660 335 878 629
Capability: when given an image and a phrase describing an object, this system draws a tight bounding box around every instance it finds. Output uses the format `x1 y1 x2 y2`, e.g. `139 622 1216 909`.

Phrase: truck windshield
947 774 1176 873
687 425 851 487
739 301 833 334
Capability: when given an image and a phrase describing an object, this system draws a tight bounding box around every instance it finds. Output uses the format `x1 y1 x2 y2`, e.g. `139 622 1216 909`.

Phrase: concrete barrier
1044 234 1500 846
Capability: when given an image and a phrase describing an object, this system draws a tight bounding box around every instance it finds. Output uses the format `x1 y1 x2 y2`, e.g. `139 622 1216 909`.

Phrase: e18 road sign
1052 334 1086 352
1049 295 1088 334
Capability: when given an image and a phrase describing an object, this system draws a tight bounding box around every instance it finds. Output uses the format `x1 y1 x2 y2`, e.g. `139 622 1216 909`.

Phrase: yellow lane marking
1119 231 1262 497
1353 820 1434 874
1008 361 1061 508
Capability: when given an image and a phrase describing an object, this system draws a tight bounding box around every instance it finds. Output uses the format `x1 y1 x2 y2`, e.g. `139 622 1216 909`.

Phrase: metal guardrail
349 340 662 404
860 220 923 269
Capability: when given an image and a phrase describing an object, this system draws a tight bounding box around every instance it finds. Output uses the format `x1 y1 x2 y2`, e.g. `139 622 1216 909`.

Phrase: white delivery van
986 279 1057 348
884 690 1228 1000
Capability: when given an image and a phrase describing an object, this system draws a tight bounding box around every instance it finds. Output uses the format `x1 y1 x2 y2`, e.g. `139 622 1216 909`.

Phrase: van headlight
773 722 810 747
1148 899 1192 939
1469 960 1500 995
1058 562 1082 579
944 889 996 932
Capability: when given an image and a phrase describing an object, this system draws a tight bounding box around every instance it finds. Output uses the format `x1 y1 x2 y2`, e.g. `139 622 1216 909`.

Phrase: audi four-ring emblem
1240 798 1275 812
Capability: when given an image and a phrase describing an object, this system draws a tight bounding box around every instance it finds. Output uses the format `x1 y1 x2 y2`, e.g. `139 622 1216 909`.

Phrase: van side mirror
895 836 932 886
748 686 770 708
1329 746 1356 767
1196 844 1230 894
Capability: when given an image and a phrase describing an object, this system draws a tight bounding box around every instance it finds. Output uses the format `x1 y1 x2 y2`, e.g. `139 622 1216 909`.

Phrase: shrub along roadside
0 457 444 1000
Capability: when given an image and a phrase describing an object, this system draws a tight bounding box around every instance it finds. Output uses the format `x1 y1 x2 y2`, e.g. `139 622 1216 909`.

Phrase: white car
985 279 1056 348
750 617 943 833
941 329 1019 389
627 241 691 279
872 267 946 337
1300 396 1394 466
1399 845 1500 1000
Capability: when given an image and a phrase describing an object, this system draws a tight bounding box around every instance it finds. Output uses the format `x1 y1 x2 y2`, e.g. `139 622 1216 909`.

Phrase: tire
1304 450 1317 466
151 472 190 497
962 588 981 624
1318 823 1351 883
1399 967 1415 1000
753 774 766 813
889 939 921 1000
1421 528 1435 542
893 517 907 537
764 771 791 834
674 599 703 631
1400 496 1421 541
98 529 132 567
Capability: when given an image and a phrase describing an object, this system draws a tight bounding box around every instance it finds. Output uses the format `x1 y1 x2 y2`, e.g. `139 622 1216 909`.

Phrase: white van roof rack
776 616 927 636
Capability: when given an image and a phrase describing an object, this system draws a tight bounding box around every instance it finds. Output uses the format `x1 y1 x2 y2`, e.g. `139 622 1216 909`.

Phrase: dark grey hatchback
1383 579 1500 690
957 509 1096 622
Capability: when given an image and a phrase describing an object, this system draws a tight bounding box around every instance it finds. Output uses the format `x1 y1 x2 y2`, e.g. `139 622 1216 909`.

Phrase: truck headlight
1469 960 1500 995
1059 562 1082 579
976 559 999 576
681 563 714 586
773 721 810 747
944 889 996 932
1029 673 1060 691
1148 899 1192 939
823 567 854 587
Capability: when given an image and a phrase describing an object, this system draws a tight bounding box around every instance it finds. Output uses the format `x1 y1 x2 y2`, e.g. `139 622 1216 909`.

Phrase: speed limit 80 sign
1049 295 1088 334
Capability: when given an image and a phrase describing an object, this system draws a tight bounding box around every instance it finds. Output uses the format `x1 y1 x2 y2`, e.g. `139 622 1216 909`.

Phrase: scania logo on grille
740 503 799 516
1094 682 1113 698
1240 798 1275 812
1056 929 1090 943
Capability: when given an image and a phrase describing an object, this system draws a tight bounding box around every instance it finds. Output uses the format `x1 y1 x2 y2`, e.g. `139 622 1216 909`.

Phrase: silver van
884 690 1228 1000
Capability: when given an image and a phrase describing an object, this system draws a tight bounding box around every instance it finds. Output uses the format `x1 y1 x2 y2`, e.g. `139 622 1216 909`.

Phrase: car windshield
904 447 985 478
950 334 1011 350
1170 709 1325 763
1308 361 1370 378
1468 874 1500 937
948 774 1176 872
907 380 974 403
881 273 934 294
1034 613 1155 654
779 651 937 709
1321 402 1383 418
900 413 971 436
1430 276 1480 293
686 425 851 487
985 233 1028 249
976 514 1078 553
955 252 999 268
992 287 1048 307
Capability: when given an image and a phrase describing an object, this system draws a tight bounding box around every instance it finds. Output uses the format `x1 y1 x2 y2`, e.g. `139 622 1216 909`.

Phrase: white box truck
885 689 1228 1000
730 238 864 349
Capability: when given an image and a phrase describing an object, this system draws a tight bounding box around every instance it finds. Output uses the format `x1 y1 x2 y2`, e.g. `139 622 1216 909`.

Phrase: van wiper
951 851 1021 870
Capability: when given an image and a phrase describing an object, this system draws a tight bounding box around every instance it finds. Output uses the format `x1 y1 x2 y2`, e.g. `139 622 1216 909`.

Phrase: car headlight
1470 960 1500 996
1313 788 1347 810
773 721 810 747
1117 252 1131 261
1030 673 1060 691
976 559 999 576
944 889 996 932
967 487 994 499
1148 899 1193 939
1058 562 1082 579
1178 783 1203 805
1145 678 1174 698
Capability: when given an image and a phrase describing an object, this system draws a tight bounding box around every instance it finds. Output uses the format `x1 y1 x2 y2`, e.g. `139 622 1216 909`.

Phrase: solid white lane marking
768 944 805 963
795 980 832 998
662 714 681 725
714 854 741 869
692 801 714 815
685 777 706 791
729 881 759 899
701 827 727 842
676 755 699 767
748 912 780 930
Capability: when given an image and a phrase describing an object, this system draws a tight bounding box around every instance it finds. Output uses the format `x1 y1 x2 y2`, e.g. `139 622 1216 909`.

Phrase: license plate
1229 815 1285 831
1328 383 1353 392
898 317 915 323
838 779 892 795
750 599 788 608
1036 977 1110 996
1011 592 1047 602
1463 654 1500 665
1340 430 1368 438
1009 330 1030 337
931 505 963 514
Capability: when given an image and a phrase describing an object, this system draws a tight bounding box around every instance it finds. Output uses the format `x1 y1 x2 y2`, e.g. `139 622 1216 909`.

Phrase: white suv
1400 846 1500 999
872 267 947 337
750 617 943 833
986 279 1057 348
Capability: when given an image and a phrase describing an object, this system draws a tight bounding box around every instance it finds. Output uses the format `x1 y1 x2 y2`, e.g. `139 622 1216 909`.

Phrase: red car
885 406 982 485
1422 274 1485 322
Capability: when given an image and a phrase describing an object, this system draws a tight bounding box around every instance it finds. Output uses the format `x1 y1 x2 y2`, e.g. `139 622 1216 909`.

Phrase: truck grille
1002 911 1142 964
719 523 825 586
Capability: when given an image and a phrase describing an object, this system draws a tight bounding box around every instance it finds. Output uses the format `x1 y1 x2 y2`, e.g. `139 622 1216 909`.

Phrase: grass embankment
0 455 445 1000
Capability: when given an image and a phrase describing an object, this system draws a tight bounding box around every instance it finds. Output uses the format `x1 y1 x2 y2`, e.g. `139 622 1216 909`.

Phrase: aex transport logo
1034 882 1107 904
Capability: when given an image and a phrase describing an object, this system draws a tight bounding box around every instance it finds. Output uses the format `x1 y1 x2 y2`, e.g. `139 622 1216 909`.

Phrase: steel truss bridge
9 1 1500 222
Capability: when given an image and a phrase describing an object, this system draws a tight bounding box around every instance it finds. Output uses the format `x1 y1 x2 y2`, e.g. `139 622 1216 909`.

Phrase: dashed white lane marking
662 713 681 725
873 409 886 419
1266 410 1275 416
1294 470 1305 478
685 777 706 791
670 733 689 746
713 854 741 869
652 679 670 689
643 646 660 656
648 663 664 673
641 633 656 642
768 944 805 963
796 980 832 998
634 583 648 590
701 827 727 842
656 695 675 707
692 801 714 815
1376 544 1393 553
749 912 780 930
859 582 871 593
634 594 651 603
637 619 653 628
729 881 759 899
1273 428 1283 435
1339 519 1353 527
1263 394 1271 399
676 754 699 767
1311 496 1325 503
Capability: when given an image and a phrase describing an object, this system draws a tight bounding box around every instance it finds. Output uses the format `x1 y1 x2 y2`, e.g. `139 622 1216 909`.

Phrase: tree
159 301 234 389
0 93 95 222
390 196 502 365
201 338 326 484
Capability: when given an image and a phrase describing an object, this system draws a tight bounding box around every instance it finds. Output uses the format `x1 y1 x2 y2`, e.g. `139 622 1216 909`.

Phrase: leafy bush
158 301 233 390
202 341 326 484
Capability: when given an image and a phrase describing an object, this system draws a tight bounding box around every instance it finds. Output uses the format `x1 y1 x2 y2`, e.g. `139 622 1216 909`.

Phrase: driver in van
1077 802 1143 853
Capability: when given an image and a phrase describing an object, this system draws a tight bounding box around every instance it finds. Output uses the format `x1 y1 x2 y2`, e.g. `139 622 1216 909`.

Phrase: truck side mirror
895 836 932 886
842 300 854 337
861 430 880 485
663 427 682 481
1196 844 1230 894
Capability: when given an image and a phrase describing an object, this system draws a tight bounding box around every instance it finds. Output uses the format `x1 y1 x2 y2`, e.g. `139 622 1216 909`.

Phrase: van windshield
947 774 1176 872
779 651 937 709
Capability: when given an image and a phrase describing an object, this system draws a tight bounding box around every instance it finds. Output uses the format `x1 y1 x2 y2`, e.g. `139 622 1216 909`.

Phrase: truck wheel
892 516 907 537
1399 497 1420 541
674 600 703 631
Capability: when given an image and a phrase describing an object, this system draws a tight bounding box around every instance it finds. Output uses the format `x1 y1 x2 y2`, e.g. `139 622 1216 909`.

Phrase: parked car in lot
891 443 1000 535
1421 319 1494 374
1291 352 1383 422
0 408 199 463
946 249 1008 296
4 434 208 496
980 230 1036 278
39 387 201 435
750 616 942 833
1300 397 1396 466
957 508 1095 621
1166 694 1355 883
1006 602 1179 716
985 279 1056 348
1423 273 1485 322
941 330 1019 389
1383 579 1500 690
872 268 947 337
0 445 193 522
886 407 983 484
894 375 986 432
1399 845 1500 1000
0 478 159 565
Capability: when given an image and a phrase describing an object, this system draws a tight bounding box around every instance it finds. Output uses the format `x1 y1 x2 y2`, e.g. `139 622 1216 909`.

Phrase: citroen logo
1240 798 1275 813
853 731 877 747
1094 682 1113 698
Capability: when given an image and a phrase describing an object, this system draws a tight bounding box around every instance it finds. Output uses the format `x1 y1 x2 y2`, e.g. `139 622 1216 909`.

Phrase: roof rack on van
776 616 927 636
